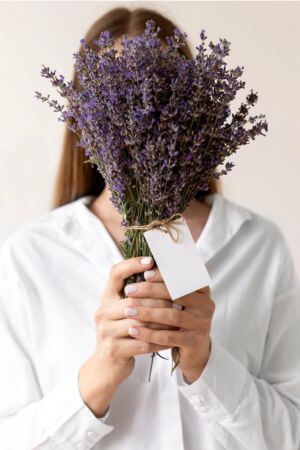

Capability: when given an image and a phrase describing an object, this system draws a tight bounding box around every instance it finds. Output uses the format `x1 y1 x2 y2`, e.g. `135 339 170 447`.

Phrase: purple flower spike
35 19 268 231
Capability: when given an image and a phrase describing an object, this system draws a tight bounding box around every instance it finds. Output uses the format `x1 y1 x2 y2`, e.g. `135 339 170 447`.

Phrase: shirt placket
155 349 185 450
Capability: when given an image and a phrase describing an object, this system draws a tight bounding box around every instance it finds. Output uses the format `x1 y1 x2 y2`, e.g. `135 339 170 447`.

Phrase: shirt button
198 395 205 404
86 429 97 439
199 406 209 413
75 443 86 450
190 394 199 404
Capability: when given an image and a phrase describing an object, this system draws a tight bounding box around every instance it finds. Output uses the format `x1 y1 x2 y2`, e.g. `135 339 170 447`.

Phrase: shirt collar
60 192 252 269
196 192 253 263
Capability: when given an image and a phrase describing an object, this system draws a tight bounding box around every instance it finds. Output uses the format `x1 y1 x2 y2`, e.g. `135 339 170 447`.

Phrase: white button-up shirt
0 192 300 450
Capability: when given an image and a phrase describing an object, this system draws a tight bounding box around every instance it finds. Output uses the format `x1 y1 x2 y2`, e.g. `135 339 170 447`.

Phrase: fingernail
129 327 140 336
124 307 138 316
125 284 138 295
144 270 156 280
140 256 153 265
172 303 183 310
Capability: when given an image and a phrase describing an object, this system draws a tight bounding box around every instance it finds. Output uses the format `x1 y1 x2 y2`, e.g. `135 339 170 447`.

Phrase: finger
143 267 163 282
172 290 215 316
124 306 198 331
104 256 154 299
196 285 211 296
124 280 171 300
117 337 170 359
97 296 173 321
128 326 195 348
102 318 176 339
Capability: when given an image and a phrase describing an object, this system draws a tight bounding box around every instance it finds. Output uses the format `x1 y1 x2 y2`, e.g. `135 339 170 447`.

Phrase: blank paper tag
144 217 212 300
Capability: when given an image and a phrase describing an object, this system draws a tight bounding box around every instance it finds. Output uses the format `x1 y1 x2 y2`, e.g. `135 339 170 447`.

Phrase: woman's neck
88 185 211 253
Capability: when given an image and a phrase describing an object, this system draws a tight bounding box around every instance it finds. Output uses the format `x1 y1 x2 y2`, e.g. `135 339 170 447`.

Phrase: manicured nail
124 307 138 316
144 270 156 280
140 256 153 265
125 284 138 295
129 327 140 336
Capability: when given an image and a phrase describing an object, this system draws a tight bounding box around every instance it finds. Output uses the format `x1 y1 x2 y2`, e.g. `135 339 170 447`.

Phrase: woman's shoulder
0 196 90 267
221 194 291 261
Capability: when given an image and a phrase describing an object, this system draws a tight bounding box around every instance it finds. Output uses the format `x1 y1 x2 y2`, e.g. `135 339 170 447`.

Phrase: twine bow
126 213 184 243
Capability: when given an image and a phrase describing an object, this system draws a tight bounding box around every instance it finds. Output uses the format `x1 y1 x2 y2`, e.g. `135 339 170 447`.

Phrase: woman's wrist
78 354 119 418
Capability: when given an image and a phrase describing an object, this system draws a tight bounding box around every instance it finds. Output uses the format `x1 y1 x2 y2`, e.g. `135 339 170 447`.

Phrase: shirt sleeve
0 237 114 450
177 230 300 450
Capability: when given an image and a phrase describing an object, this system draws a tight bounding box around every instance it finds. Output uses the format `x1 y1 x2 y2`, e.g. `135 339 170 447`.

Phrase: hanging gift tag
143 217 212 300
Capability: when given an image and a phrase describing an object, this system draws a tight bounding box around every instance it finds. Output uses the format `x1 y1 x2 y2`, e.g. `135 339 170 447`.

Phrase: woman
1 6 300 450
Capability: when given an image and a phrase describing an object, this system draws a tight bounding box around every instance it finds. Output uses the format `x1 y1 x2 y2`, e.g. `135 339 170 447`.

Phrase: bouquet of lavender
35 20 268 380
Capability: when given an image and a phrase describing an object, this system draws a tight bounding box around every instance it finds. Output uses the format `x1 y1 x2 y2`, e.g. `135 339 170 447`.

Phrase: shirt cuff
97 405 111 421
177 338 250 423
51 367 114 449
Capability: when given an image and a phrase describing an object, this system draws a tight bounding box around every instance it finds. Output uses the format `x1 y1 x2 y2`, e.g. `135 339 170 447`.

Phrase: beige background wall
1 1 299 271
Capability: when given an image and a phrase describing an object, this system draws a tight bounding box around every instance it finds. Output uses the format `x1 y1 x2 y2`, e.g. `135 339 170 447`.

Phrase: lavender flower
35 19 268 378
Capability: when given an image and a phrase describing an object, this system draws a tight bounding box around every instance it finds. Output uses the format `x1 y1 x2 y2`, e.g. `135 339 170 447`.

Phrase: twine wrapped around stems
126 212 184 378
126 213 184 242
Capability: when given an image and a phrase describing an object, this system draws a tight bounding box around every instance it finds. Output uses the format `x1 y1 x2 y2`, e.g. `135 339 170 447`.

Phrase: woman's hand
124 267 215 384
94 257 176 378
79 256 176 417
